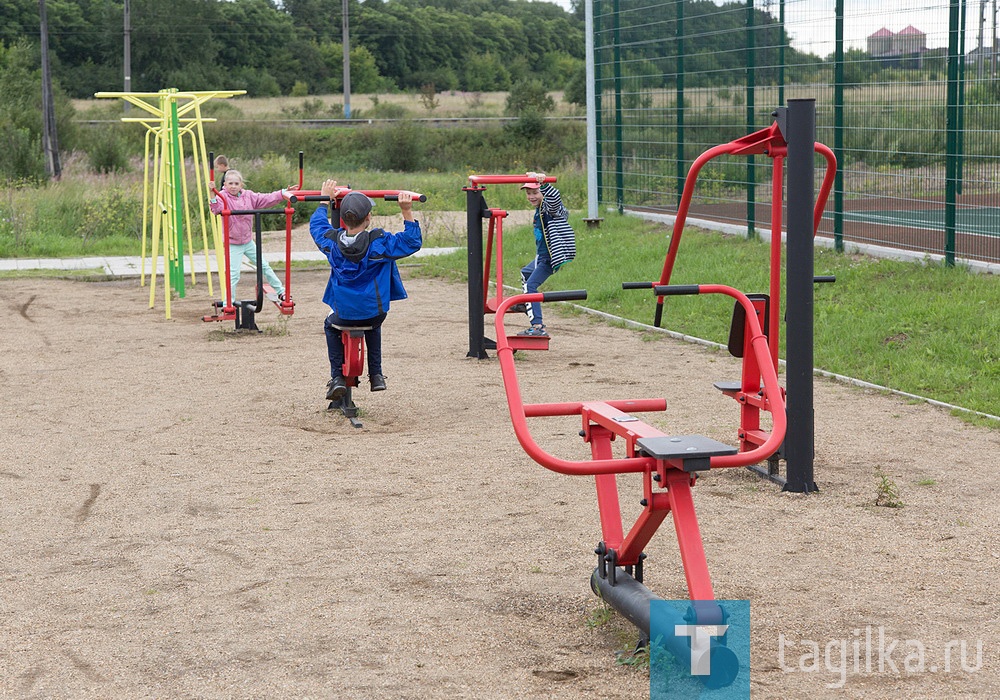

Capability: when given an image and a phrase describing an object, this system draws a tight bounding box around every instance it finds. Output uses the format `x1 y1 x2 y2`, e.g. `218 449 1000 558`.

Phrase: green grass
413 212 1000 422
0 168 588 257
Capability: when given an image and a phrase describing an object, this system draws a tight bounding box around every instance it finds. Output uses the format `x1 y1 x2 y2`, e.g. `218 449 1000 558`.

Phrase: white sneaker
265 290 279 303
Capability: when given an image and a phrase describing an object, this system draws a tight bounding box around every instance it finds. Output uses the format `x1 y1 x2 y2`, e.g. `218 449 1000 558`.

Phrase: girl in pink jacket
209 169 291 302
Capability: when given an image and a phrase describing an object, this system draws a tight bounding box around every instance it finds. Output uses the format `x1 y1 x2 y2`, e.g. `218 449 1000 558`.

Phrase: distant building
868 27 895 57
896 25 927 54
867 25 927 58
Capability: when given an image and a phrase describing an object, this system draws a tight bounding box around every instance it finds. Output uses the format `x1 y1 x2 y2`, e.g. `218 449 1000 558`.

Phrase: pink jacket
210 188 287 245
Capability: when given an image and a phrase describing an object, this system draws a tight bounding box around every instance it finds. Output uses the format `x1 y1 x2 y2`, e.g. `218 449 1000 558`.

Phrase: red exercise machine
628 107 836 490
494 285 786 684
203 151 297 330
464 174 559 357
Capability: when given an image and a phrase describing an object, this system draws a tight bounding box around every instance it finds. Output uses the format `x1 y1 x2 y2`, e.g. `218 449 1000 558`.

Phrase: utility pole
124 0 131 112
978 0 986 79
39 0 61 180
342 0 351 119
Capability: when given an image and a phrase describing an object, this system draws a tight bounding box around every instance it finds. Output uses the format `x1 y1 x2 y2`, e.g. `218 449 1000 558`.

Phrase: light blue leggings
229 242 284 298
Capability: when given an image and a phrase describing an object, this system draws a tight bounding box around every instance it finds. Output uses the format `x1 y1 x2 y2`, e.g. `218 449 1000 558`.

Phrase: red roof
870 27 894 38
898 25 925 35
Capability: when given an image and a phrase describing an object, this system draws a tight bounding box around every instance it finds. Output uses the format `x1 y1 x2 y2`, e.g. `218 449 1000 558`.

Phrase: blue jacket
309 204 423 319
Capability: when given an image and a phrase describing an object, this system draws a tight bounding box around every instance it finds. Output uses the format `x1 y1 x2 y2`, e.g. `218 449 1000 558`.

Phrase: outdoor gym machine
202 151 300 330
629 101 835 493
463 174 558 358
489 103 825 684
493 283 786 687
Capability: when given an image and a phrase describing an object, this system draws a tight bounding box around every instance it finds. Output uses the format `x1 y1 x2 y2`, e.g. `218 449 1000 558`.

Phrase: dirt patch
1 266 996 699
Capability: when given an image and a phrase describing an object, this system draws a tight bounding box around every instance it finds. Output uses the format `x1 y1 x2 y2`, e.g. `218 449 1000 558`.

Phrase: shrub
78 186 142 247
0 125 44 183
84 128 132 174
372 122 425 172
505 79 555 116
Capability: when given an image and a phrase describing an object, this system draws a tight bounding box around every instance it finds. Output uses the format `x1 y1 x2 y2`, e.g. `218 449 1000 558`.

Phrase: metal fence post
945 0 961 266
745 0 757 239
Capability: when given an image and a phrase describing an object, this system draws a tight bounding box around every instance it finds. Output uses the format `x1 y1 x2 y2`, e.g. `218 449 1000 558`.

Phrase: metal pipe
590 567 739 688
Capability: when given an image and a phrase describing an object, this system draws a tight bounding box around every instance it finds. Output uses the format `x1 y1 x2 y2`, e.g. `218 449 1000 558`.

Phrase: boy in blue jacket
309 180 422 399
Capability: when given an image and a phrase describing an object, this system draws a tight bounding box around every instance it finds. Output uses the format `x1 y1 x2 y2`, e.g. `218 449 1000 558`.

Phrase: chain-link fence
594 0 1000 266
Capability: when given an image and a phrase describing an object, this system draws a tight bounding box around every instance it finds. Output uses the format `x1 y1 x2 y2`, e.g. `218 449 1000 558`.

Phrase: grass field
73 91 583 121
412 211 1000 425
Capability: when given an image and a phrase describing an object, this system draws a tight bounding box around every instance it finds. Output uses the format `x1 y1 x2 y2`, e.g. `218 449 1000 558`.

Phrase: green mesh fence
594 0 1000 265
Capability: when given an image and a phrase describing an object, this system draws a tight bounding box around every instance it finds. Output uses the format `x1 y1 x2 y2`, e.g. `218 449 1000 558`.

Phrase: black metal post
783 99 818 493
466 187 489 358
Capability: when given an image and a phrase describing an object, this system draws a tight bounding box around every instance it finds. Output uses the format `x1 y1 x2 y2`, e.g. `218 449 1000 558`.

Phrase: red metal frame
655 122 836 369
469 174 560 351
494 288 786 602
203 194 297 320
482 209 508 314
635 122 834 453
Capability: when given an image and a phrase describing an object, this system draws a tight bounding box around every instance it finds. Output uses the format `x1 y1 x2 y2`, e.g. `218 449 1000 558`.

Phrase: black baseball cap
340 191 374 225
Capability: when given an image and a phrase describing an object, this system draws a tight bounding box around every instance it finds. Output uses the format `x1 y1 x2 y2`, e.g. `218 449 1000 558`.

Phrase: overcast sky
537 0 993 54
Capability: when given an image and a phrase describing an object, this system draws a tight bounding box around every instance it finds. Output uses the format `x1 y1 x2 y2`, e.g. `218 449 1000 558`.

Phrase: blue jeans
229 242 284 298
521 255 554 326
324 312 388 378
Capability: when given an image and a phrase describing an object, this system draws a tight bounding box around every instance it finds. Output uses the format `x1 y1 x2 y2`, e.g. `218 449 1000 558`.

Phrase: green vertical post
778 0 785 107
833 0 844 252
945 0 960 266
676 0 685 206
613 0 624 213
957 0 967 195
745 0 756 238
170 100 185 297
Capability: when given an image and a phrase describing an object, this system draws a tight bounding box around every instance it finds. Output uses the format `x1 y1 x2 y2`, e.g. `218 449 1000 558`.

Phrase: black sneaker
326 376 347 401
369 374 387 392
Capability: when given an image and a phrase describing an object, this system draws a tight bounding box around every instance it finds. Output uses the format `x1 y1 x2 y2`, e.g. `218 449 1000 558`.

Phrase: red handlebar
288 188 426 203
467 174 558 186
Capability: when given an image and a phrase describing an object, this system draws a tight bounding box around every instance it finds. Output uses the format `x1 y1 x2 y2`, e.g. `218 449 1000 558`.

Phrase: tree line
0 0 839 101
1 0 586 98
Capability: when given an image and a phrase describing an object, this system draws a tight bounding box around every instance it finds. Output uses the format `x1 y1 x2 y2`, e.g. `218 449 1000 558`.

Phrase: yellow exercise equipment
95 88 246 319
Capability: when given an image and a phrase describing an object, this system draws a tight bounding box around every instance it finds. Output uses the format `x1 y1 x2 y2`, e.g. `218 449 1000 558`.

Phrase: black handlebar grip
542 289 587 302
622 281 654 289
289 195 333 203
814 275 836 284
652 284 701 296
384 194 428 202
299 151 304 169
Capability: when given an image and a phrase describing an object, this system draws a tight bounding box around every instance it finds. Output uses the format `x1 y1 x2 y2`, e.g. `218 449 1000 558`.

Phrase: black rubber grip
289 195 332 203
384 194 428 202
622 281 653 289
542 289 587 302
652 284 701 296
814 275 836 284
